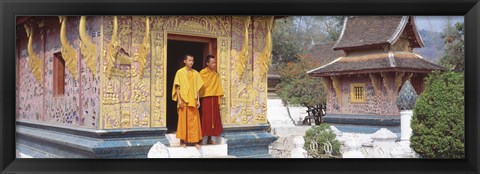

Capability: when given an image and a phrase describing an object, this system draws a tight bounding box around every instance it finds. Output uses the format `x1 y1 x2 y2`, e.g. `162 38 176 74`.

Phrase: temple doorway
166 34 217 133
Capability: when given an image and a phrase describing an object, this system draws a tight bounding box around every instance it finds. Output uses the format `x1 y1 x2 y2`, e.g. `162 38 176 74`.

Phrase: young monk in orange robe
199 55 224 145
172 54 204 149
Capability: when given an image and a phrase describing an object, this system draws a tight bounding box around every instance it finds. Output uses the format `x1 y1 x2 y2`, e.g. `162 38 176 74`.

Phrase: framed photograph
1 0 479 173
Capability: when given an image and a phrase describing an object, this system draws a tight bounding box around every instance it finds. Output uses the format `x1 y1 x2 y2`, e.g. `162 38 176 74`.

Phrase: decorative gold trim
369 73 382 97
322 77 332 93
24 23 43 83
105 16 119 79
331 76 341 104
59 16 78 80
234 16 250 77
381 72 392 100
79 16 97 78
393 72 405 101
218 37 232 125
163 16 226 37
99 16 104 129
163 29 168 127
151 25 165 127
136 16 150 79
257 16 274 79
350 83 366 103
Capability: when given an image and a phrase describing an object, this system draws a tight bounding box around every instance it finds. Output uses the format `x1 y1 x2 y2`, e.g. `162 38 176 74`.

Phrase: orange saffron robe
199 67 224 136
172 67 204 143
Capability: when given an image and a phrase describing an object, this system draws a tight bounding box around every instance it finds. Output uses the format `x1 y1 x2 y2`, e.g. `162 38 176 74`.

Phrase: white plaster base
148 141 230 158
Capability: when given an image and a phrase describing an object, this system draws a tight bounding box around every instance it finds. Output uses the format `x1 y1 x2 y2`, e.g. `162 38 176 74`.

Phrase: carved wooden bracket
369 73 382 98
393 72 405 101
381 72 392 100
331 76 341 104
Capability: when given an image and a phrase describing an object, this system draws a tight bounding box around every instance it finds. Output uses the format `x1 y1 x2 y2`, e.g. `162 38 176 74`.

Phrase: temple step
161 133 229 158
165 133 227 146
148 141 230 158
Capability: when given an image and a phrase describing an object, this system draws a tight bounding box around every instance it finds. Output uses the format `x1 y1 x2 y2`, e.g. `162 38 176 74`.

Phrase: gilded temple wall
17 16 274 130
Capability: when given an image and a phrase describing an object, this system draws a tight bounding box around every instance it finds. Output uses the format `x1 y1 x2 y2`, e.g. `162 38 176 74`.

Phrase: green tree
272 16 344 108
440 19 464 72
275 55 326 108
272 16 344 68
410 71 464 158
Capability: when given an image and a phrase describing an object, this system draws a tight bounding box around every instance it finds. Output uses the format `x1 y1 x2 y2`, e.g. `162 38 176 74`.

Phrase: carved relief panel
99 16 271 129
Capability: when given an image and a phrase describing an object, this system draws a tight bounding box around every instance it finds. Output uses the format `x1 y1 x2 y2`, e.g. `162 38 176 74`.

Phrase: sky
414 16 464 33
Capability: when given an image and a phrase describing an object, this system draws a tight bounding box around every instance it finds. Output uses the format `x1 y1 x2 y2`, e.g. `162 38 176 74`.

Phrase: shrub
304 124 341 158
410 71 464 158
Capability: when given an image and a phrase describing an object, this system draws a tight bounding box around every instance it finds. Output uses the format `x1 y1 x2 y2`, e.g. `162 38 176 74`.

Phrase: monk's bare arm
176 86 184 108
197 93 201 108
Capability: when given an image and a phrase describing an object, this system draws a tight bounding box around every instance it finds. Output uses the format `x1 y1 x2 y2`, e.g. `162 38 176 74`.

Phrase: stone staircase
148 134 234 158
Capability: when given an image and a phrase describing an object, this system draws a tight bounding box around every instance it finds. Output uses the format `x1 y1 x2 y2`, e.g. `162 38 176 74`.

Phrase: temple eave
309 68 439 77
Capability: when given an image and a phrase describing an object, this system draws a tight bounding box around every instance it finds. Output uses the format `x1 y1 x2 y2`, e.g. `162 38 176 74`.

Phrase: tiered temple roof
308 16 444 77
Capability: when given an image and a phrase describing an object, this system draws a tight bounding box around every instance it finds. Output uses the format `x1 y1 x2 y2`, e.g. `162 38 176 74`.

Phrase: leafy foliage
272 16 344 108
304 124 341 158
410 71 464 158
440 20 464 72
275 55 326 107
272 16 344 68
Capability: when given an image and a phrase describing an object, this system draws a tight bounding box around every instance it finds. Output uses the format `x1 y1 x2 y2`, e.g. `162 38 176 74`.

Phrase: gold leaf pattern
24 23 43 83
59 16 78 80
79 16 97 78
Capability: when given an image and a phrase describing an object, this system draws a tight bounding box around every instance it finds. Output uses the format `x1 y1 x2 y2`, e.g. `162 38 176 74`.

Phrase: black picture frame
1 0 479 173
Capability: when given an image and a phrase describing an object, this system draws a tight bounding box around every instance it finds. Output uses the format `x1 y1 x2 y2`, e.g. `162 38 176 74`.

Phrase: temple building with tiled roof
307 16 444 116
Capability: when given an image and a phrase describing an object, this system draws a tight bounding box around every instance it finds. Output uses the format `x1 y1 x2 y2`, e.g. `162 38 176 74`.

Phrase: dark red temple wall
17 16 100 129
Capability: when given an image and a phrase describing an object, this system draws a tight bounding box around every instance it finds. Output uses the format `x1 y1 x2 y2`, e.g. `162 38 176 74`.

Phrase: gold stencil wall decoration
331 76 342 103
217 37 232 125
59 16 79 80
24 23 43 83
136 16 150 79
105 16 119 79
229 16 252 125
79 16 97 78
163 16 224 37
234 16 251 78
257 16 275 79
150 17 166 127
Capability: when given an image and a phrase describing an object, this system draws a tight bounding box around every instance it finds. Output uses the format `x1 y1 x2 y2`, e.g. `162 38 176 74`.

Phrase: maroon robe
201 96 223 136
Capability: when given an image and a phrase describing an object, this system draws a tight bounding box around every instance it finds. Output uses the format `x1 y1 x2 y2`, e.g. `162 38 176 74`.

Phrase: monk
199 55 224 145
172 54 204 149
